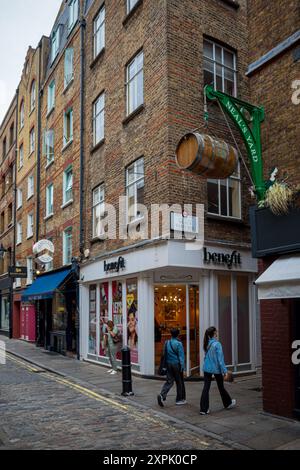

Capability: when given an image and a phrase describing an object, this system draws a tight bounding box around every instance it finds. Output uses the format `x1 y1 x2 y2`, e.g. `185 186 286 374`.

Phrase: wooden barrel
176 132 238 179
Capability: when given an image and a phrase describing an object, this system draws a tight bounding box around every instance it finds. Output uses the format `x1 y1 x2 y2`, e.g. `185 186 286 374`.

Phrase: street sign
9 266 28 279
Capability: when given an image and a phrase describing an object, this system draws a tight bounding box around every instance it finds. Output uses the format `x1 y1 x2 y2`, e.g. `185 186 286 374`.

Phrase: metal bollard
121 346 134 396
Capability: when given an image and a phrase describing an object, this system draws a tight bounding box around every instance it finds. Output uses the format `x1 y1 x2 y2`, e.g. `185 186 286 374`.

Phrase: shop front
80 240 259 377
0 276 12 336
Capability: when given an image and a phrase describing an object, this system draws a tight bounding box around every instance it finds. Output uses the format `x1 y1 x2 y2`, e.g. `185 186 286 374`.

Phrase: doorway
293 300 300 419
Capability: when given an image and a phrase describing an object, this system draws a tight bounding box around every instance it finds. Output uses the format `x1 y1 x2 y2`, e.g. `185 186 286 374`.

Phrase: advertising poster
99 282 109 357
88 285 97 355
112 281 123 360
127 279 138 364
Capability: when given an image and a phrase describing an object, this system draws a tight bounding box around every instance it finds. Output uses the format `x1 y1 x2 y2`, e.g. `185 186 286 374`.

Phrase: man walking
157 328 186 407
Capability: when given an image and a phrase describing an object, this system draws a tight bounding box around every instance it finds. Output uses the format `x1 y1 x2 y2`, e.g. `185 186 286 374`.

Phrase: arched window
30 81 36 112
20 100 25 129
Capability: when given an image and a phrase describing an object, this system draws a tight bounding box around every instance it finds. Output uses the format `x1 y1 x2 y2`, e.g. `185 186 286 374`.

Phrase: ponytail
203 326 217 352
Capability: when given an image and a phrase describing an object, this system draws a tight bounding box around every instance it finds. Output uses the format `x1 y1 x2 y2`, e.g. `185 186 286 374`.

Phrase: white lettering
291 80 300 105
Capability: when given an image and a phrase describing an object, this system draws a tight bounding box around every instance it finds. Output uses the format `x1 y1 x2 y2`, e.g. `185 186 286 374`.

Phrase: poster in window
127 279 138 364
112 281 123 360
89 285 97 355
99 282 109 357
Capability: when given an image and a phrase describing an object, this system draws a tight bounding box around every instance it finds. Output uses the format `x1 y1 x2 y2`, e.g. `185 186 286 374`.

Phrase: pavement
1 334 300 450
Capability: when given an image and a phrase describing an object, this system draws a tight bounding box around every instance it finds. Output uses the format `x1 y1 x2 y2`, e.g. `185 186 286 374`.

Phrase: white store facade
79 239 260 377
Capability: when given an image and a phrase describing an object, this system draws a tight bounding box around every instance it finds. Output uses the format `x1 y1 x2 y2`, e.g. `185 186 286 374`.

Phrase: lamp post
0 244 13 338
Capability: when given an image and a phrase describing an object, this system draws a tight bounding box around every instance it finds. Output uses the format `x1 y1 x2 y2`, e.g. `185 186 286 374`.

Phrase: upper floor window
127 0 139 14
9 123 14 147
29 127 35 155
30 80 36 112
63 227 73 265
17 188 23 209
20 100 25 129
126 157 144 223
8 204 13 225
48 80 55 113
64 48 74 88
203 39 237 97
17 222 22 245
93 92 105 146
207 163 241 219
43 130 54 166
2 137 6 159
63 108 73 147
68 0 79 31
27 213 34 239
126 50 144 116
51 28 60 63
0 212 4 233
26 257 33 285
19 144 24 169
92 184 105 238
63 166 73 205
46 183 54 217
27 175 34 199
93 5 105 58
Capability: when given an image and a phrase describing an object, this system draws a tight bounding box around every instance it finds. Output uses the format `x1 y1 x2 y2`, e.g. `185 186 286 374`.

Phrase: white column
138 274 154 375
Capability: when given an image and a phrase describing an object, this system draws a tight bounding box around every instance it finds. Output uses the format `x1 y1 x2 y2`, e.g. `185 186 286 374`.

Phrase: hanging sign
9 266 28 279
33 240 55 265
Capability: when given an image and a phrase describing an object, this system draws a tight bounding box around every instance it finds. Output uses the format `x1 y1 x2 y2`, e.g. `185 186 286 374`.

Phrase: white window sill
27 194 34 201
44 213 54 221
17 205 22 211
18 165 23 172
29 107 35 117
206 212 242 223
27 235 33 240
26 281 33 286
28 151 35 158
61 199 73 209
46 107 55 119
63 78 74 94
16 242 22 246
62 139 73 152
45 160 54 170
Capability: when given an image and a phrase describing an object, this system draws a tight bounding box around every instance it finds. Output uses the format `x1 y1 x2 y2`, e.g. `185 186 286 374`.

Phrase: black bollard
121 346 134 396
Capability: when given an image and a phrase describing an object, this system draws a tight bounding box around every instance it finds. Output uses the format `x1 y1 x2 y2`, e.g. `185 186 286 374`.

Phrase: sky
0 0 62 123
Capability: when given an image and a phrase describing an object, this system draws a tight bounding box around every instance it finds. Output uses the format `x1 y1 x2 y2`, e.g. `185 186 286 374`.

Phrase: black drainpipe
36 39 43 243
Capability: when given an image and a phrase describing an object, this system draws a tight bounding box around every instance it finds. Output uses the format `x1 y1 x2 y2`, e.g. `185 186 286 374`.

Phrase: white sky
0 0 62 123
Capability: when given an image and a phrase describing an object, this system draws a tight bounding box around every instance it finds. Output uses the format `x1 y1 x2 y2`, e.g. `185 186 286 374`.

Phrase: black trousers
160 363 186 402
200 372 232 412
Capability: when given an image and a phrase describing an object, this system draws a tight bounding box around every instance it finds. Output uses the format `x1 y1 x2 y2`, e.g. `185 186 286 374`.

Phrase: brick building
0 96 17 336
247 0 300 419
79 0 260 377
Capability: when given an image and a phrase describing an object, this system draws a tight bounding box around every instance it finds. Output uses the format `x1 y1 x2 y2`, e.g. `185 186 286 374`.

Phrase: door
294 300 300 418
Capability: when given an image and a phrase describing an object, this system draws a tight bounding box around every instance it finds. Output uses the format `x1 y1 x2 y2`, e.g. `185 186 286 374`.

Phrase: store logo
203 248 242 269
104 256 126 274
33 239 55 265
0 340 6 365
291 80 300 105
292 340 300 365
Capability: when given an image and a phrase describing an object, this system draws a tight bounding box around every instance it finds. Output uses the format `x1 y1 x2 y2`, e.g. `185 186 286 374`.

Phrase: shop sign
33 240 55 265
170 212 199 233
9 266 28 279
203 247 241 269
104 256 126 274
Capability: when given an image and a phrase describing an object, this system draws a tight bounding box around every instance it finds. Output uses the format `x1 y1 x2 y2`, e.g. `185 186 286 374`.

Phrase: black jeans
160 363 186 402
200 372 232 412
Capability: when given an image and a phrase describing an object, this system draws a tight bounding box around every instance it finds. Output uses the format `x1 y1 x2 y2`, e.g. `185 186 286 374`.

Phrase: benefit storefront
79 240 259 377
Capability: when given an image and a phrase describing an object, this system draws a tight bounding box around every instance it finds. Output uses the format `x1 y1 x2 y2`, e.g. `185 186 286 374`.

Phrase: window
30 80 36 112
207 164 241 219
17 222 22 244
26 257 33 285
51 28 60 63
44 130 54 165
17 188 23 209
93 92 105 145
68 0 79 31
48 80 55 113
9 123 14 147
46 184 54 217
19 144 24 168
64 48 74 88
27 213 34 238
126 51 144 115
203 39 237 97
2 137 6 159
92 184 105 238
27 175 34 199
63 227 73 265
8 204 12 225
29 127 35 155
126 157 145 223
20 100 25 129
0 212 4 233
93 5 105 58
63 108 73 146
63 166 73 204
127 0 139 14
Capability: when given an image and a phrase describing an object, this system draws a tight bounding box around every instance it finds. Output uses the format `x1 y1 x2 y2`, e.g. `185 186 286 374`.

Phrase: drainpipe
36 39 43 243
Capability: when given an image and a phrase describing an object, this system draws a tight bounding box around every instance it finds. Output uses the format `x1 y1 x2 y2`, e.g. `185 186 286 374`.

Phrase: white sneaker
107 369 113 373
226 399 237 410
176 400 187 406
200 410 210 415
110 370 117 375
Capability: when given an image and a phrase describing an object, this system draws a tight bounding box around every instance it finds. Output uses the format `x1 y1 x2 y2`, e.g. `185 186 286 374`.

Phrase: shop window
126 279 138 364
203 38 237 97
52 292 67 331
126 157 145 223
99 283 109 357
0 296 10 331
218 274 233 365
112 281 123 359
93 92 105 146
237 275 250 364
93 5 105 59
207 163 241 219
89 285 97 355
126 50 144 116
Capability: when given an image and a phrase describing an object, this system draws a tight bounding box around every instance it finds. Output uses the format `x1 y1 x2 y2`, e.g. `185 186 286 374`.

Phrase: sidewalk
2 335 300 450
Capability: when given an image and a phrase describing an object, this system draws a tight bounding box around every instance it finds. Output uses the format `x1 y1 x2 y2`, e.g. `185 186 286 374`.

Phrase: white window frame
64 48 74 89
93 5 105 58
92 184 105 239
48 80 55 113
19 144 24 169
46 184 54 217
51 28 60 63
27 175 34 199
27 213 34 239
20 101 25 129
203 38 237 97
93 92 105 146
30 81 36 112
17 188 23 209
126 157 145 224
207 163 241 220
68 0 79 31
44 130 55 166
17 222 22 245
63 108 73 147
63 166 73 205
126 51 144 116
29 127 35 155
26 257 33 285
127 0 139 14
63 227 73 265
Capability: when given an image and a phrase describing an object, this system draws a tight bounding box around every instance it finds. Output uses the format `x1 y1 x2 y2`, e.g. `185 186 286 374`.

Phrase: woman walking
200 327 236 415
104 320 120 375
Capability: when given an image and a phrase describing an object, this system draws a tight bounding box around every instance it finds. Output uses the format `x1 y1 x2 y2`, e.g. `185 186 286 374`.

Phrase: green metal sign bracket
204 85 265 201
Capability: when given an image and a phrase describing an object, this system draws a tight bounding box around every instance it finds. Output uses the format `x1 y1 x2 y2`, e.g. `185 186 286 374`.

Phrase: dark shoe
157 394 164 408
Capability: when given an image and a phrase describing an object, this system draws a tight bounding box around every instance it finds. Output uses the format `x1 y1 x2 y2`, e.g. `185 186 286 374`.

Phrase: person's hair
203 327 217 352
107 320 114 329
170 328 180 338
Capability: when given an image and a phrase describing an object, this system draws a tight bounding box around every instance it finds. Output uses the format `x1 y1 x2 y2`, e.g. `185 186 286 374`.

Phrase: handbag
224 371 234 383
158 341 168 376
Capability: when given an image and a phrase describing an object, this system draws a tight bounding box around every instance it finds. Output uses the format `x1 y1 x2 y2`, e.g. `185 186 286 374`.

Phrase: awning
256 255 300 300
21 268 72 302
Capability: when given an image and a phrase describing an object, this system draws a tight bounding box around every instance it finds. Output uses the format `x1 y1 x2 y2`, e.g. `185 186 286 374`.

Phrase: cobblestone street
0 354 229 450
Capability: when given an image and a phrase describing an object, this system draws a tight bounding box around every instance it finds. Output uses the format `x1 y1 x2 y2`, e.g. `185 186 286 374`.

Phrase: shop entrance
154 284 200 377
293 300 300 419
